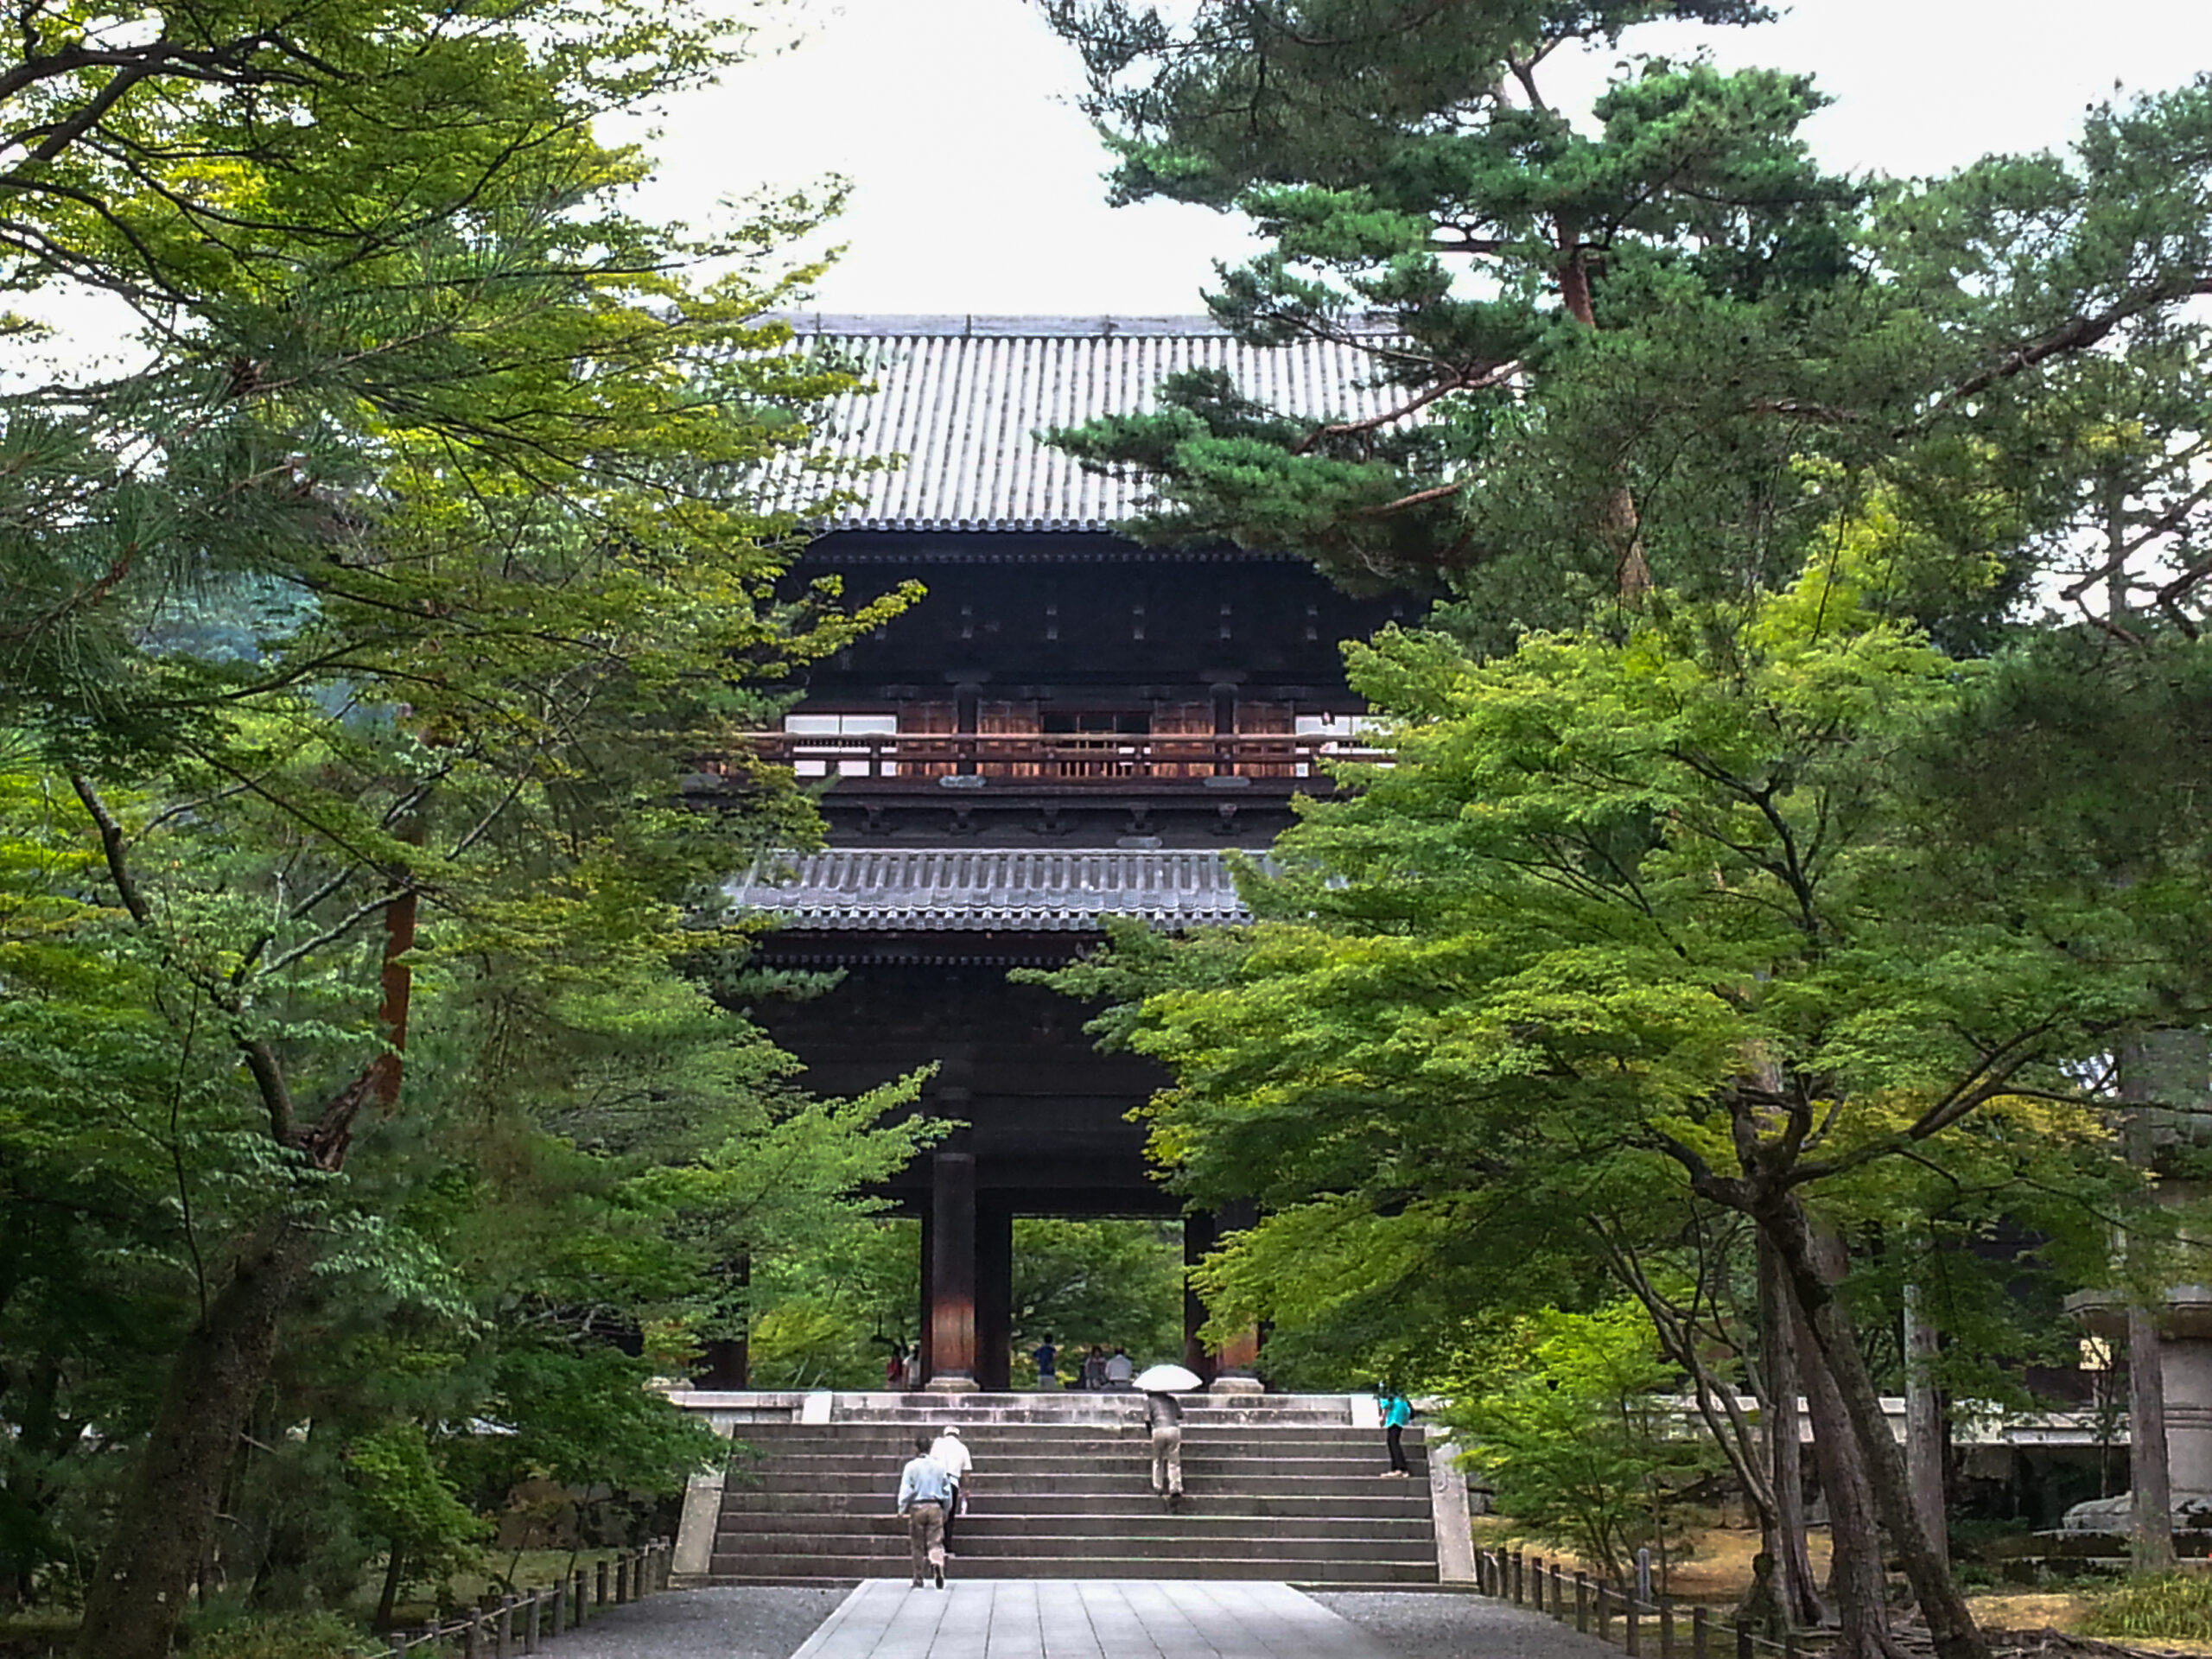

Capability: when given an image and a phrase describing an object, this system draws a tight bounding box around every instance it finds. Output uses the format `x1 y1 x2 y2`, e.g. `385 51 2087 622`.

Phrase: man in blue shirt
895 1433 954 1588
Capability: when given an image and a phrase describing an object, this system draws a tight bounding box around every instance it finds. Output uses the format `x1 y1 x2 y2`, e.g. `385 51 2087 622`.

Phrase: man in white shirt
895 1433 954 1588
929 1426 972 1555
1104 1347 1135 1389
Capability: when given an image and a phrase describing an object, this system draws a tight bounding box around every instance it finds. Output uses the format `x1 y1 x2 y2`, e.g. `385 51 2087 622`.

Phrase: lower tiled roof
728 849 1255 931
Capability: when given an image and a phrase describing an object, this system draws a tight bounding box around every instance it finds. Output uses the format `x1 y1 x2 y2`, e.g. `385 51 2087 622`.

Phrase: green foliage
748 1221 922 1390
1041 556 2139 1391
0 0 937 1643
179 1611 361 1659
2082 1575 2212 1642
346 1424 488 1597
1036 3 2212 650
1012 1219 1184 1373
1452 1304 1714 1582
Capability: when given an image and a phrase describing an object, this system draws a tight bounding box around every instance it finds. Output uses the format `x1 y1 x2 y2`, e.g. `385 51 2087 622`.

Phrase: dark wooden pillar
915 1210 932 1389
927 1151 981 1389
954 680 981 776
977 1198 1014 1392
1183 1211 1218 1384
1210 1199 1264 1394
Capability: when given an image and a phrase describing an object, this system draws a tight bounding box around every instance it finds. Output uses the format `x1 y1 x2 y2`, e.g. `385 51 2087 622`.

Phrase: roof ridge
770 312 1399 340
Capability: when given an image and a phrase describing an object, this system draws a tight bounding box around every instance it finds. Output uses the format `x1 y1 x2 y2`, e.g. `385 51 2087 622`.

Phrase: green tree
1454 1303 1713 1585
1046 556 2147 1659
1012 1219 1184 1377
1035 2 2212 640
0 5 934 1636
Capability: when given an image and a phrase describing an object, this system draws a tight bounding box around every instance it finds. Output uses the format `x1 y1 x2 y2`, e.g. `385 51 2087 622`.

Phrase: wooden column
954 682 981 777
976 1198 1014 1392
1208 1200 1264 1394
915 1210 932 1389
926 1151 981 1390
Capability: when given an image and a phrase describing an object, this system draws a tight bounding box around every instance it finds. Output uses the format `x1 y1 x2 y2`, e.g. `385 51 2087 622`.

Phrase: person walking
1379 1386 1414 1478
895 1433 953 1588
1081 1344 1108 1391
928 1425 972 1556
1143 1389 1185 1508
1032 1335 1059 1389
1103 1345 1135 1389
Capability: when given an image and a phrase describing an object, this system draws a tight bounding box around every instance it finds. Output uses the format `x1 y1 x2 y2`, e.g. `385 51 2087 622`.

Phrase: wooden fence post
1575 1573 1590 1634
1513 1549 1524 1605
1734 1618 1753 1659
1693 1605 1709 1659
594 1558 609 1611
1626 1592 1641 1657
462 1612 482 1659
1660 1598 1675 1659
1596 1581 1611 1642
523 1590 539 1655
575 1568 589 1626
551 1575 567 1637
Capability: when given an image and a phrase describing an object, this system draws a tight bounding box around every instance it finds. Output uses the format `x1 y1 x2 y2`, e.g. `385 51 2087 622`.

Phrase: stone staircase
702 1393 1439 1585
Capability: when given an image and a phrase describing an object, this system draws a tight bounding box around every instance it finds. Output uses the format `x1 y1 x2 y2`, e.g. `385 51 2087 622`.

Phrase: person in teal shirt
1378 1387 1414 1478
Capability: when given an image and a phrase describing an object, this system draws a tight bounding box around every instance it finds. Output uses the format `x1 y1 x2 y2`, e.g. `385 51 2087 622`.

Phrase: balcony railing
732 730 1386 783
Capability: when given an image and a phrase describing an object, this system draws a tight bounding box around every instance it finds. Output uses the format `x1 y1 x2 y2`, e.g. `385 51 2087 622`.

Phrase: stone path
790 1580 1394 1658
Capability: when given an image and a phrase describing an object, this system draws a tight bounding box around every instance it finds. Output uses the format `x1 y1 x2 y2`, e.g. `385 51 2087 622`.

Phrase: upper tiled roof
728 848 1255 931
772 314 1401 534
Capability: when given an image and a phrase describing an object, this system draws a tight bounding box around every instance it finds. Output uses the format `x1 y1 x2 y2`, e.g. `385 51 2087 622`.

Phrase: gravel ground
1311 1590 1624 1659
530 1585 850 1659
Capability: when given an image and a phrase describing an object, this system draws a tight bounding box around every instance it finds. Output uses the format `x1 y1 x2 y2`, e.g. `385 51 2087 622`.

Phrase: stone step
716 1491 1433 1519
827 1407 1344 1433
705 1554 1436 1583
725 1478 1415 1503
736 1453 1421 1477
716 1512 1433 1540
700 1391 1440 1587
730 1433 1409 1455
712 1530 1424 1562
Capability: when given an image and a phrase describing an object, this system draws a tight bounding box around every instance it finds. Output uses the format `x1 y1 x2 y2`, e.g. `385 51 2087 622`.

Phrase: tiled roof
728 848 1255 931
771 314 1402 534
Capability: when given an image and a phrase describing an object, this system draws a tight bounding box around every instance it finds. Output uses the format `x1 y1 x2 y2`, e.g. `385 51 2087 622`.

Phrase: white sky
611 0 2212 317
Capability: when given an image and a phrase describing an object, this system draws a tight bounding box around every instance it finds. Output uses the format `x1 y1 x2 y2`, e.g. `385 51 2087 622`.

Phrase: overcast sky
608 0 2212 318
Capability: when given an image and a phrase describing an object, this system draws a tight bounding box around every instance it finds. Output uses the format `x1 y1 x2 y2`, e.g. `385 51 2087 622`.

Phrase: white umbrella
1134 1363 1202 1392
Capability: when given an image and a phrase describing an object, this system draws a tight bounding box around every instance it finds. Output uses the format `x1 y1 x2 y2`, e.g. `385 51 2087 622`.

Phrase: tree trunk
1903 1281 1949 1574
376 1542 407 1630
1765 1196 1988 1659
2119 1031 2193 1570
1788 1241 1907 1659
1758 1234 1830 1629
73 1224 315 1659
2127 1302 2175 1569
1551 216 1651 600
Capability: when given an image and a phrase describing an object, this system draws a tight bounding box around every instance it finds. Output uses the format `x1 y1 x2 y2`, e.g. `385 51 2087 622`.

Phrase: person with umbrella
1135 1363 1198 1510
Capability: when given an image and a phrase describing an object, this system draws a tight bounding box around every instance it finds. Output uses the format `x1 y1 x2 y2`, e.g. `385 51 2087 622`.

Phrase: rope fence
1472 1547 1819 1659
368 1538 672 1658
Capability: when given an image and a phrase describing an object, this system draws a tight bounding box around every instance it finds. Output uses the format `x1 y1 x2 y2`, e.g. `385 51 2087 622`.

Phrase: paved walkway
791 1580 1395 1659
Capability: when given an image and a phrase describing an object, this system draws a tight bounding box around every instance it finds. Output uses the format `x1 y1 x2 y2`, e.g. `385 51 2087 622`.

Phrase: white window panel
784 713 896 776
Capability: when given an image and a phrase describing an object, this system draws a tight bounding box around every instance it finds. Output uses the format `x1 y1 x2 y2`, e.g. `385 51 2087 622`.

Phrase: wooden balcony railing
731 730 1386 783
